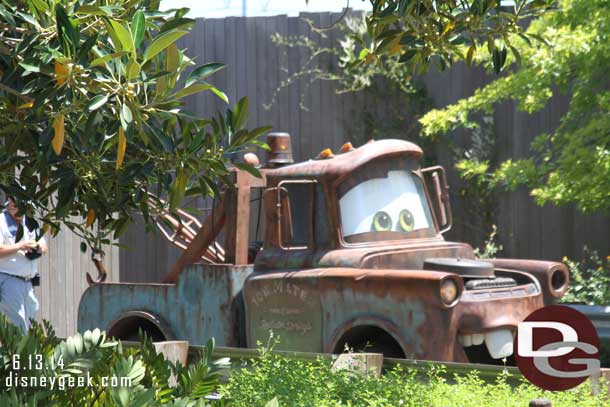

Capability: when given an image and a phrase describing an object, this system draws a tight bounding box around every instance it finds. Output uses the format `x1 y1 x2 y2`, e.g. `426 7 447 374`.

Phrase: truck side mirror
421 166 452 234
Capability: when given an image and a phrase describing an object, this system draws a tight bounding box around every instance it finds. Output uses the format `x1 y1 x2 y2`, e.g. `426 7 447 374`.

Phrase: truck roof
266 139 423 179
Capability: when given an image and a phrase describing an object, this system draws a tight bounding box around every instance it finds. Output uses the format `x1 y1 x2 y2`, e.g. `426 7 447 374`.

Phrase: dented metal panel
78 265 253 347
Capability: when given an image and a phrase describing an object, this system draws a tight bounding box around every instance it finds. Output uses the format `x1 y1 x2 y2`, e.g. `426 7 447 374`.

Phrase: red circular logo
514 305 600 391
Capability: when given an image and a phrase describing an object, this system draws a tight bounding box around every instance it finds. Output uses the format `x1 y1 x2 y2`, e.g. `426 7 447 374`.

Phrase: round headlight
551 269 568 292
440 278 459 306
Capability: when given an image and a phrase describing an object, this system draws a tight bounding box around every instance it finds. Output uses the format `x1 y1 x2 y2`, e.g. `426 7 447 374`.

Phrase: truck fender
107 310 175 342
325 317 407 358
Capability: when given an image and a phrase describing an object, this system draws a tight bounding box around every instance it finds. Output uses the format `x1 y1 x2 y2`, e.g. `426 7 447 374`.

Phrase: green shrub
221 340 609 407
473 224 503 259
561 248 610 306
0 315 229 406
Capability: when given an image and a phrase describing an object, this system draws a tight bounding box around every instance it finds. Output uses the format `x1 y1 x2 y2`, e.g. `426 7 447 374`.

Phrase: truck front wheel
333 326 405 359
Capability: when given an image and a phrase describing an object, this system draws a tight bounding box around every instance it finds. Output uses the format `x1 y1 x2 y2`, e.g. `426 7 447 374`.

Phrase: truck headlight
440 278 460 306
551 268 568 292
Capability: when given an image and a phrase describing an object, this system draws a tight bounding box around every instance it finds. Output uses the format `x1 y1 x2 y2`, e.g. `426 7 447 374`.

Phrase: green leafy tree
353 0 553 73
0 1 268 254
420 0 610 213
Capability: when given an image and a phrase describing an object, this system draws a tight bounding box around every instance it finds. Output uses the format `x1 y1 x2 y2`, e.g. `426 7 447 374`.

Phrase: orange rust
338 142 354 153
317 148 334 159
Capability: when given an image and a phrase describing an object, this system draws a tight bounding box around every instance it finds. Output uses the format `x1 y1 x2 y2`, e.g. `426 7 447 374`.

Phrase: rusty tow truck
78 135 569 363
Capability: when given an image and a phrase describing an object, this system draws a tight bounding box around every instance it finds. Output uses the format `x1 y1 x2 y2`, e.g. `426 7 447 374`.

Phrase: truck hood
254 240 475 271
317 240 475 270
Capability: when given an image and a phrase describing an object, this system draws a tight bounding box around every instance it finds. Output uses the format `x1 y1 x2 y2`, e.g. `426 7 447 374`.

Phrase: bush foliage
420 0 610 213
0 315 229 406
221 341 609 407
561 248 610 306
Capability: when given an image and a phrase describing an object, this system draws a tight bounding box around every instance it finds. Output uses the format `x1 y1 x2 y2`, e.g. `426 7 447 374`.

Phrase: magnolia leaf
126 58 141 80
86 94 108 112
169 167 188 208
52 114 65 155
30 0 48 13
90 51 128 67
75 5 111 15
211 87 228 104
131 10 145 49
509 44 522 66
185 62 226 87
108 19 133 52
55 5 79 57
171 83 213 100
234 162 261 178
54 60 69 86
159 17 195 33
116 127 126 170
232 97 249 130
103 19 124 52
466 45 476 66
143 29 189 62
85 209 96 227
166 43 180 72
398 50 417 63
121 103 133 129
19 61 42 73
15 224 24 243
17 101 34 109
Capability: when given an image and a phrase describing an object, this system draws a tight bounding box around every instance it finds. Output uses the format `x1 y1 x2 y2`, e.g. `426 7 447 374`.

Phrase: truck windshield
339 169 435 242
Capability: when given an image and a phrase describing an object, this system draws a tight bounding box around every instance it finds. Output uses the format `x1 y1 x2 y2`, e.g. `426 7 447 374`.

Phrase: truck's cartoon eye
371 211 392 232
398 209 415 232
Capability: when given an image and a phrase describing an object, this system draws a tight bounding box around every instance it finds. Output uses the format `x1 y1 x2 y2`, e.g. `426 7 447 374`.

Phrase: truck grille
465 277 517 291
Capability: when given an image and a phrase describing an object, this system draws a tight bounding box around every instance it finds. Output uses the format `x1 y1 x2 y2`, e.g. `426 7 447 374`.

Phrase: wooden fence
119 12 610 282
32 226 119 338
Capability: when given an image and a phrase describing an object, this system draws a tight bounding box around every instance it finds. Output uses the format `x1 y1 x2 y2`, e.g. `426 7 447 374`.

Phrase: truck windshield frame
336 157 438 244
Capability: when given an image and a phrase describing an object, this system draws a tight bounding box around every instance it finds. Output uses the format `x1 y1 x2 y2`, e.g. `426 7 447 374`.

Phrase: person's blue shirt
3 211 17 238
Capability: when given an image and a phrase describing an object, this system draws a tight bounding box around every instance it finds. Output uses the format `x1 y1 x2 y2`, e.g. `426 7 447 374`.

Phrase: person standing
0 197 47 333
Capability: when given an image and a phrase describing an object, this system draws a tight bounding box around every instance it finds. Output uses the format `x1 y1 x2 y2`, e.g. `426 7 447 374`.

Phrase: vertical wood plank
255 17 268 128
298 13 314 159
287 16 302 160
246 16 259 128
277 14 289 133
266 16 280 131
225 17 238 105
329 12 344 152
235 17 248 112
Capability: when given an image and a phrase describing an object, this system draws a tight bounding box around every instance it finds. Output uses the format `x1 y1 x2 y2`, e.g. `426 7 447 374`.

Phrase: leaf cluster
362 0 553 74
0 315 228 406
0 0 269 250
561 248 610 306
421 0 610 213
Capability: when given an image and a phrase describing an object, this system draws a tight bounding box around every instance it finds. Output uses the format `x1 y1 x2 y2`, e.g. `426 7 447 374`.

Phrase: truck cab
78 137 569 364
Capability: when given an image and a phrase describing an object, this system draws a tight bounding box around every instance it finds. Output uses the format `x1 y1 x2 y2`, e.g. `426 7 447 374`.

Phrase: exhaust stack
265 132 294 167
